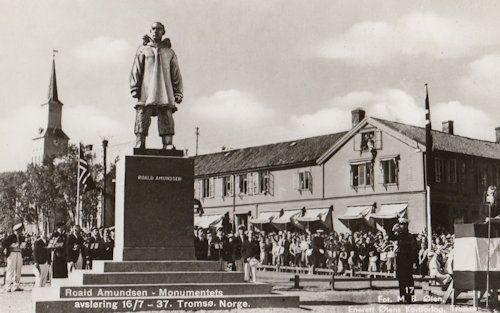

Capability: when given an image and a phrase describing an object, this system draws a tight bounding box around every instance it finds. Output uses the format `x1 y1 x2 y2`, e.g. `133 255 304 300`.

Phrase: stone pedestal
114 149 195 261
32 149 299 312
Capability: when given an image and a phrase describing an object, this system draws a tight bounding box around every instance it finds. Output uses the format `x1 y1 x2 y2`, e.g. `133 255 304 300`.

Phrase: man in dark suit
283 232 291 266
194 229 208 260
389 218 415 303
33 233 51 287
241 231 260 282
49 222 68 279
231 225 246 272
214 227 229 261
66 225 84 273
206 232 218 261
311 229 325 270
88 227 104 269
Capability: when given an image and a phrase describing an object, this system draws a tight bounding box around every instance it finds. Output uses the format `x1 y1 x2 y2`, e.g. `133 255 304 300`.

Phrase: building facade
193 109 500 234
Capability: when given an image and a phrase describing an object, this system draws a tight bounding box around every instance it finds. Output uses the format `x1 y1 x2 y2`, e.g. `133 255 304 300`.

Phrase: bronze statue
130 22 183 150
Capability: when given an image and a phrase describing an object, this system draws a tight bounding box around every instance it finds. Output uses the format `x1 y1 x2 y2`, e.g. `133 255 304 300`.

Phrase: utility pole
76 143 81 226
195 127 200 156
101 139 108 228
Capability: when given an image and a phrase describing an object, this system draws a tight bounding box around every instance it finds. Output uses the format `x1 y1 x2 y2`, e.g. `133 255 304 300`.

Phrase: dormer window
354 130 382 151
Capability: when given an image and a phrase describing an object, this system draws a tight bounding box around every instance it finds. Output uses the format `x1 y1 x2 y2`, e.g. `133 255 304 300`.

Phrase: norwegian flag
425 84 434 186
79 144 95 193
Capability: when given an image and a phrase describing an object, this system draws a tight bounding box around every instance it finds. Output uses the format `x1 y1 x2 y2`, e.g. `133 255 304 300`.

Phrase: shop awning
272 209 302 224
194 214 224 229
370 203 408 219
338 205 372 220
296 208 331 222
249 211 280 224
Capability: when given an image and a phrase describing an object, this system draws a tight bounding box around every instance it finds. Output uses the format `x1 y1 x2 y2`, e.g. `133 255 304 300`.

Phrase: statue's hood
143 35 171 48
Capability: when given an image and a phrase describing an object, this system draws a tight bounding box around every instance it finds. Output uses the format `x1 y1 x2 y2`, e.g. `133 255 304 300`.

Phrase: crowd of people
1 220 454 291
193 224 454 279
0 222 114 292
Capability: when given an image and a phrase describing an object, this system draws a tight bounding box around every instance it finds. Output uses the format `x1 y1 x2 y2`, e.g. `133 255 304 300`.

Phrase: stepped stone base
33 261 299 312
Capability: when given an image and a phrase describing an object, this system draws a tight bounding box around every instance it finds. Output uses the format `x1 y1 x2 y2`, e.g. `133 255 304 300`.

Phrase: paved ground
0 266 497 313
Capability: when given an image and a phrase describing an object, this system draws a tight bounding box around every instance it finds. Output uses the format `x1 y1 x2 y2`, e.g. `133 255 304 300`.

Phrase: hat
238 225 246 230
398 217 409 224
13 223 23 231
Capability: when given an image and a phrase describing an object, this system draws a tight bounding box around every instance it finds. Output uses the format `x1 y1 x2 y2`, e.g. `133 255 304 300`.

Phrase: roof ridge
373 117 499 146
194 131 348 157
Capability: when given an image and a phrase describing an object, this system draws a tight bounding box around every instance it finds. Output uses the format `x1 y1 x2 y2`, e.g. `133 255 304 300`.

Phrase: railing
256 264 437 290
257 264 397 278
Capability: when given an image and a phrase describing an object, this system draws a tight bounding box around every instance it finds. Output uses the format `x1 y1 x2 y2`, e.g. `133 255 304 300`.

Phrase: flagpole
76 142 81 226
424 84 433 250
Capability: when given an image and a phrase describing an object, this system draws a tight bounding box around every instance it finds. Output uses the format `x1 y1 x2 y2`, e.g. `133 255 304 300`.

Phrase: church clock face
53 139 60 146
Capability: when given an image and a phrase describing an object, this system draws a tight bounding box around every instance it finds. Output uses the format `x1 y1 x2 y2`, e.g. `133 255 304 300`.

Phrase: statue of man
130 22 183 149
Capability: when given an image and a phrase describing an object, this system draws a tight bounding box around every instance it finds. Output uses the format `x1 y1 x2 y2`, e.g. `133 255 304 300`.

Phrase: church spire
48 55 59 101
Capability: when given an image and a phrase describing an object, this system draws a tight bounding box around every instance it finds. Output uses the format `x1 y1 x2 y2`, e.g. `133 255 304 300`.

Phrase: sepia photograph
0 1 500 312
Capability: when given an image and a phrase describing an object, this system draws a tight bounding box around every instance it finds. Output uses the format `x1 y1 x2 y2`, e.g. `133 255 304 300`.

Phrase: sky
1 0 500 171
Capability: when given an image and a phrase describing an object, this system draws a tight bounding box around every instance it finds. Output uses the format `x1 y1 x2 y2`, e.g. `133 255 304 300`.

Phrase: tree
0 171 29 231
6 143 103 234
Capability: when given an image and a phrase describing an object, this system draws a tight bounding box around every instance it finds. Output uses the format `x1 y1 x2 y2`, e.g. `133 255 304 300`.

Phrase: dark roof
374 118 500 160
194 132 347 176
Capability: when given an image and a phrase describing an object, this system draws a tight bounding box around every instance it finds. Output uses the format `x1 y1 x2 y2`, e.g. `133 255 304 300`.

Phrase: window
238 174 248 194
249 172 259 195
202 177 214 198
497 167 500 189
293 171 312 191
351 162 373 187
480 166 488 188
354 130 382 151
259 171 270 194
361 131 375 151
448 159 457 183
236 213 249 230
435 158 458 184
380 158 398 184
222 176 233 197
459 160 466 184
298 171 312 191
435 159 443 183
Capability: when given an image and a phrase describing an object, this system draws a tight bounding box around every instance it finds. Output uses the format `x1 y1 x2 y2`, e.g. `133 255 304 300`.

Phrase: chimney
496 127 500 144
351 109 366 128
442 120 454 135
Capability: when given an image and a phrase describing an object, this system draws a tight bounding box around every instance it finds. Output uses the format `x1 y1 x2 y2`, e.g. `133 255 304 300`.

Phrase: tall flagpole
76 142 81 226
424 84 433 250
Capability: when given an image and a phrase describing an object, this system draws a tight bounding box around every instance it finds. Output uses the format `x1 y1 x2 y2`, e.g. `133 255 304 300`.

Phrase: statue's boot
135 134 146 149
162 135 175 150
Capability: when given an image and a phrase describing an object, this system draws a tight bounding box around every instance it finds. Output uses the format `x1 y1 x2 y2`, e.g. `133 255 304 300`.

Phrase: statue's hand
175 95 183 104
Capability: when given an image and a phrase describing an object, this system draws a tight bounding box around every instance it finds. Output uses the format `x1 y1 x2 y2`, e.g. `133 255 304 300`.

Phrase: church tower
32 58 69 164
